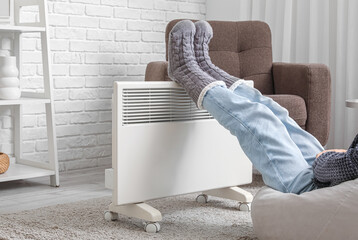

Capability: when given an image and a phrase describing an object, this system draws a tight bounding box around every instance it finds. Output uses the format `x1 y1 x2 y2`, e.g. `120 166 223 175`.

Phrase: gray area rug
0 175 264 240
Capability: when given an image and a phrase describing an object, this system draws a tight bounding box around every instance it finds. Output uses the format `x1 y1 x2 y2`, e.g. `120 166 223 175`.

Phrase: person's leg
193 20 323 165
203 85 316 194
232 83 324 166
168 19 315 193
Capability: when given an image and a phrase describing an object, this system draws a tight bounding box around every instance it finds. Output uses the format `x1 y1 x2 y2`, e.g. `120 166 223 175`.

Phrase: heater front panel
113 82 252 205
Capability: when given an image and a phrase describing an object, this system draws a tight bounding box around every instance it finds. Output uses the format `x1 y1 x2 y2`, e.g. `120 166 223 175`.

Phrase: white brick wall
0 0 206 171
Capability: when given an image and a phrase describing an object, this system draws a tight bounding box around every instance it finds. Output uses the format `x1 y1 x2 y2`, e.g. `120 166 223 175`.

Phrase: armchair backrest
165 20 274 94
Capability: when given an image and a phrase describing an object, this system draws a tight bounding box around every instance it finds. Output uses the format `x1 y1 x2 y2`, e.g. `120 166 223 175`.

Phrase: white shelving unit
0 25 45 32
0 0 59 186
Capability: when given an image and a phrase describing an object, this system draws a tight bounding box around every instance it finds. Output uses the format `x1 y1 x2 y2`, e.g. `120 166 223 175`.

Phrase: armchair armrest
145 61 171 81
273 62 331 145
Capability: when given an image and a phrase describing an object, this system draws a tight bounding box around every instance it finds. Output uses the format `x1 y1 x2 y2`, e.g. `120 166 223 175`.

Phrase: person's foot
313 133 358 188
168 20 225 109
194 20 246 90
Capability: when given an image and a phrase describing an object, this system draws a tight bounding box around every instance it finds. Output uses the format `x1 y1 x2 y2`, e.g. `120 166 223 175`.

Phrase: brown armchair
145 20 331 145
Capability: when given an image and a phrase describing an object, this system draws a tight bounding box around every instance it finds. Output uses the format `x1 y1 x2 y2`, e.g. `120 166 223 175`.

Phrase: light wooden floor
0 166 112 214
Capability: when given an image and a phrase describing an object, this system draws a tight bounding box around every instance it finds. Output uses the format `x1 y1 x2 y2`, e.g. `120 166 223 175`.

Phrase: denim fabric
202 85 322 194
233 83 324 166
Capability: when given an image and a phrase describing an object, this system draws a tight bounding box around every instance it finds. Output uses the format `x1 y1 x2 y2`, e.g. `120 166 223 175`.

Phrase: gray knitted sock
313 133 358 188
194 20 246 90
168 20 225 109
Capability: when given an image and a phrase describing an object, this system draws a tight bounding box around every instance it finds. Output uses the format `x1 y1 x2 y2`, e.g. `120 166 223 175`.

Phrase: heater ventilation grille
122 88 213 125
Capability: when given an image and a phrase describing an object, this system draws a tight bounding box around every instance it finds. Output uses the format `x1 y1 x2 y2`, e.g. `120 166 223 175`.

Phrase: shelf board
0 163 55 183
0 25 45 33
0 97 50 106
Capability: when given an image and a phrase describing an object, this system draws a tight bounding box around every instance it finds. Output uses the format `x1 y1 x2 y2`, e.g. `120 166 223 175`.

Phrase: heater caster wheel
144 222 160 233
196 194 208 203
238 202 251 212
104 211 118 221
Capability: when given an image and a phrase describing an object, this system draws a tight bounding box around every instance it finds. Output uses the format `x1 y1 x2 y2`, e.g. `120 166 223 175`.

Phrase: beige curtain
206 0 358 148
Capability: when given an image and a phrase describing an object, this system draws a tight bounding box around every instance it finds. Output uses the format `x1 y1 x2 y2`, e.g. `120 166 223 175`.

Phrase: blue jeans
202 84 324 194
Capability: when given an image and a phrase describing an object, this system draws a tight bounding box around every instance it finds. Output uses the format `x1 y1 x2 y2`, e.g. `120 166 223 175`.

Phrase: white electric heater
105 81 253 233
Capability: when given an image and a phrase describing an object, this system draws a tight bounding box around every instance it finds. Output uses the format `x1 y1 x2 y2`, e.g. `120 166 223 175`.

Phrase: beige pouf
251 179 358 240
0 152 10 174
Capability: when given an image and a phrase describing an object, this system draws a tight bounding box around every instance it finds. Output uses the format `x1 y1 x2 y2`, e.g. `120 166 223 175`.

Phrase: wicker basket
0 152 10 174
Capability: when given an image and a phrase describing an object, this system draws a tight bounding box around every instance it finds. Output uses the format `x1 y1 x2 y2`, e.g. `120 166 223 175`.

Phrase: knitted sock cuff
229 79 254 91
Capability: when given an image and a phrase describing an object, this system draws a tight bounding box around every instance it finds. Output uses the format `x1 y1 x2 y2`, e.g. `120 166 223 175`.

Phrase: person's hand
316 149 347 158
